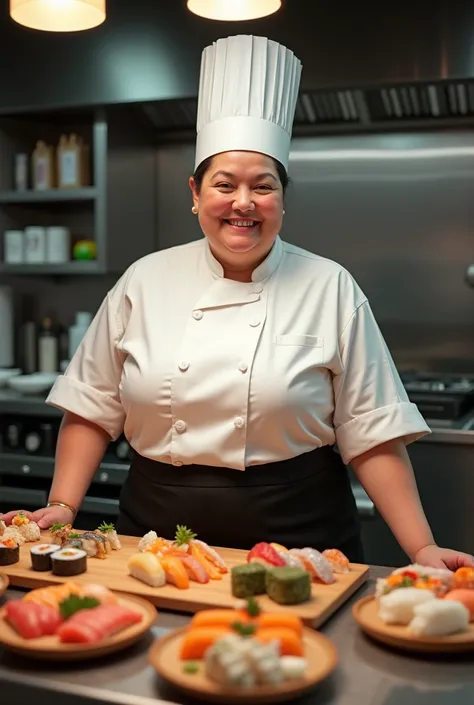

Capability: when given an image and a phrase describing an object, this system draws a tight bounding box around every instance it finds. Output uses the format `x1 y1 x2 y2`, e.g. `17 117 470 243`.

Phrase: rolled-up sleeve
333 300 431 464
46 269 133 440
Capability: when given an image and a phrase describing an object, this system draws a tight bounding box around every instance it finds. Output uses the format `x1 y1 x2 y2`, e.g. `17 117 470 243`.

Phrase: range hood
136 1 474 135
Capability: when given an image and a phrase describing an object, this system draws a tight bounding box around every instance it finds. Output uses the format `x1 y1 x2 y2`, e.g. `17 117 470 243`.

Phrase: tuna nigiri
248 542 286 569
57 604 142 643
5 600 63 639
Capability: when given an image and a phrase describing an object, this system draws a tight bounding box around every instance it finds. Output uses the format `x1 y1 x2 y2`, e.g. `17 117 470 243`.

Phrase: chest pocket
275 334 323 348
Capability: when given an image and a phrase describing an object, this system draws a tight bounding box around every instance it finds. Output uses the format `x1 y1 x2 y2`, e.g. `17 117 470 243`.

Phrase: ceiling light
187 0 281 22
10 0 106 32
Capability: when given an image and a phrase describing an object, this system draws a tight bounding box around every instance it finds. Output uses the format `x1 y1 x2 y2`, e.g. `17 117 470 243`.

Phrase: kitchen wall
3 128 474 374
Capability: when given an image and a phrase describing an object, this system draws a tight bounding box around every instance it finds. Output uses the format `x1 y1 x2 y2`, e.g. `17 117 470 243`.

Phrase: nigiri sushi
409 599 469 637
248 542 286 569
161 555 190 589
378 587 437 625
180 554 210 583
192 539 228 573
57 604 142 643
289 548 334 584
322 548 350 574
128 552 166 587
138 530 158 552
79 583 119 605
96 522 121 550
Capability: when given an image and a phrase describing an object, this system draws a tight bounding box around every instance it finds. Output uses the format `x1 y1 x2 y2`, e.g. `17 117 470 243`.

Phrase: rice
378 587 437 625
409 599 469 636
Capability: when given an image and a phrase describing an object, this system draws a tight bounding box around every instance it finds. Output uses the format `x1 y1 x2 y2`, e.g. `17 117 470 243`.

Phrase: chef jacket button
192 310 203 320
234 416 245 429
249 319 261 327
238 362 248 373
178 360 190 371
174 420 187 433
252 283 263 294
173 460 183 466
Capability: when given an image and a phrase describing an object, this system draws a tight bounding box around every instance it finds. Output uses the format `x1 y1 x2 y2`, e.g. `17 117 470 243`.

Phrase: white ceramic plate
7 373 59 395
0 369 22 388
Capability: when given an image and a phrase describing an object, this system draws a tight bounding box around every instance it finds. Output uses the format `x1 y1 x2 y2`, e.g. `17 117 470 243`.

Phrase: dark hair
192 154 290 195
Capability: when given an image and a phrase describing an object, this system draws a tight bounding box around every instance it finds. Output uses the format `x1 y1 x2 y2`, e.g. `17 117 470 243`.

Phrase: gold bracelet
47 501 77 518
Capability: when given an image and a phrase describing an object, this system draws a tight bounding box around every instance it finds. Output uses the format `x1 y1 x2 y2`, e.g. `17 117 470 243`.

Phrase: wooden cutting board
2 534 369 628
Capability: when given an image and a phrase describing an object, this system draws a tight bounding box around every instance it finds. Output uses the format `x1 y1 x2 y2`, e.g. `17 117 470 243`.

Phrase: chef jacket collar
204 235 283 283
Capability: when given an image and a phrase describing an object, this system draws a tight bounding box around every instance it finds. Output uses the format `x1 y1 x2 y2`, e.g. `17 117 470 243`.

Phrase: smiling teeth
228 220 257 227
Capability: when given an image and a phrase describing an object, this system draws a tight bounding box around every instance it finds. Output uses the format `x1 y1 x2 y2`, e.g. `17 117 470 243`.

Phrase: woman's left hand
414 544 474 570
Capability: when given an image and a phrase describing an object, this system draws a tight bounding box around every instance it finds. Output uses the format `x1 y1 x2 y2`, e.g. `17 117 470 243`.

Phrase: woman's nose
233 188 255 212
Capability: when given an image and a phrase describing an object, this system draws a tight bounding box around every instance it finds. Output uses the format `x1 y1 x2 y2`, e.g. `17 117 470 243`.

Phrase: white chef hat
194 35 302 171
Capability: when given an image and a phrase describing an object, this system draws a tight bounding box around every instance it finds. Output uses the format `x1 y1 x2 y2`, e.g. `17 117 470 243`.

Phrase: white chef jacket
46 236 430 470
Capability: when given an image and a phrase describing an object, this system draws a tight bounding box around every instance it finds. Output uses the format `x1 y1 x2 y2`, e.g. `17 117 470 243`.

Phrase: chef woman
2 36 473 569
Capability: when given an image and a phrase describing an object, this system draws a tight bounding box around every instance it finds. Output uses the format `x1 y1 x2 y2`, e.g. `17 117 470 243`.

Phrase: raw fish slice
190 609 250 629
23 582 81 609
180 555 210 583
289 548 334 584
57 604 142 643
248 542 286 569
191 539 228 573
322 548 350 574
160 555 190 589
189 543 223 580
6 601 62 639
270 544 306 570
79 584 119 605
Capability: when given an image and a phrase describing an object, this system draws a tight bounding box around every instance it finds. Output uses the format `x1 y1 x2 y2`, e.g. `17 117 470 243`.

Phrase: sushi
180 554 210 584
12 512 40 542
1 526 25 546
378 587 437 625
0 537 20 566
265 566 312 605
23 582 82 608
322 548 350 574
289 548 334 584
444 590 474 620
231 563 267 598
50 523 73 546
51 548 87 576
57 603 143 643
248 542 287 569
138 530 158 552
78 583 119 605
161 555 190 589
30 543 61 571
80 531 109 558
128 552 166 587
409 599 470 637
96 522 121 550
5 600 63 639
205 632 284 687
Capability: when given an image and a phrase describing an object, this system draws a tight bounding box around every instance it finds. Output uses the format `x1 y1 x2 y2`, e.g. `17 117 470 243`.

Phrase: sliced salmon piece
190 609 250 629
191 539 228 574
189 544 222 580
179 626 229 660
180 555 210 584
160 555 190 589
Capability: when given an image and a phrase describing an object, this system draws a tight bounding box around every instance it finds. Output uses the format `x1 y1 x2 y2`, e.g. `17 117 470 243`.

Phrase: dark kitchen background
0 0 473 566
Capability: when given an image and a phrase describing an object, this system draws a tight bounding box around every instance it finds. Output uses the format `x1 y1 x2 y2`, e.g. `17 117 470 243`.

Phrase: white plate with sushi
0 586 157 661
353 595 474 653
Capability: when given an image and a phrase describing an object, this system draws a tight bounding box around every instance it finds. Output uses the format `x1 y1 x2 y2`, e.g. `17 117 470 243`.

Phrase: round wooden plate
0 592 157 661
149 626 338 704
353 596 474 654
0 573 9 597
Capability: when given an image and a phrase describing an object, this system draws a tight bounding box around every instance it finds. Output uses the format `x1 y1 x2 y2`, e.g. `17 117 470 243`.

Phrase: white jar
25 226 46 263
4 230 24 263
46 227 70 263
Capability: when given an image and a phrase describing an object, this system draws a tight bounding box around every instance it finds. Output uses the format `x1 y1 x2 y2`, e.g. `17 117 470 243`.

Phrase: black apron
117 446 364 563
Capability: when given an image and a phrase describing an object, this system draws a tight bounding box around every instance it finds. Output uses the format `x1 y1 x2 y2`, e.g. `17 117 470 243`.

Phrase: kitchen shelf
0 260 102 275
0 187 97 204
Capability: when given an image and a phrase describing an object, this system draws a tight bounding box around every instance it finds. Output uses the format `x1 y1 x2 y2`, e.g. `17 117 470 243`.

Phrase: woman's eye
215 182 233 189
255 185 273 191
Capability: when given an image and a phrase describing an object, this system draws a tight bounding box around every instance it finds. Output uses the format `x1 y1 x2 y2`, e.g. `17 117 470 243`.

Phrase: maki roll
0 538 20 566
51 548 87 576
30 543 61 572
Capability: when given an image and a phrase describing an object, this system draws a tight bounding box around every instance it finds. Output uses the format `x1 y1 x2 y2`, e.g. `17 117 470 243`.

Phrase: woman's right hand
0 505 74 530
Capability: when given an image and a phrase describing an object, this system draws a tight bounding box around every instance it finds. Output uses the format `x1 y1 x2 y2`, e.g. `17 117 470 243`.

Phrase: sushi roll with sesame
51 547 87 576
30 543 61 572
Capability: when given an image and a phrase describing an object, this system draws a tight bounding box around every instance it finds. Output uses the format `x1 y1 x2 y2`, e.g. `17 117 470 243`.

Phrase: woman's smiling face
189 151 284 279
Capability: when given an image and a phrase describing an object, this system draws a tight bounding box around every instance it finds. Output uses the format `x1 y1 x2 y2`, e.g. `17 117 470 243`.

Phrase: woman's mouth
224 219 260 231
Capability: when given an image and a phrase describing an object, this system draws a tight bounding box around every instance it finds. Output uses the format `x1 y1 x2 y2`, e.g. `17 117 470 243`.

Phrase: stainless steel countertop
2 568 474 705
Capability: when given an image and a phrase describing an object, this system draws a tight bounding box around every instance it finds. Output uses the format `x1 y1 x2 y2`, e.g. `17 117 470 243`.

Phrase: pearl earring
283 209 286 215
191 206 198 215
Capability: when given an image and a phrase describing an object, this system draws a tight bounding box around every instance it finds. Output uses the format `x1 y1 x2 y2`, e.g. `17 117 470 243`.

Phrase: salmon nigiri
180 554 210 584
189 543 223 580
160 554 190 589
191 539 228 574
